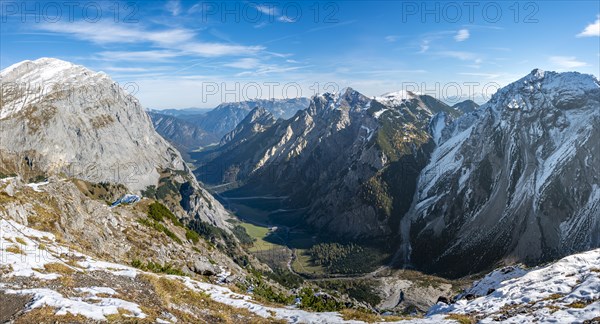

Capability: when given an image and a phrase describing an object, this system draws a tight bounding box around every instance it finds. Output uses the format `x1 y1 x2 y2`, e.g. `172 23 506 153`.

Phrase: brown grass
6 245 25 255
567 301 588 309
339 309 410 322
14 306 89 324
140 273 281 323
43 262 75 275
15 237 27 245
445 313 476 324
543 293 563 301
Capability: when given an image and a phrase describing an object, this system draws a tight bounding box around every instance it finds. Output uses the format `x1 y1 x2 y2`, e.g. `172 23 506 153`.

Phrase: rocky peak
487 69 599 112
220 106 276 145
0 58 232 228
451 99 479 114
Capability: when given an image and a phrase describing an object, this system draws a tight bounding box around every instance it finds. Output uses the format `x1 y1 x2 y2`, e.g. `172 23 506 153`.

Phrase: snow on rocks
429 249 600 323
25 180 49 192
4 288 147 321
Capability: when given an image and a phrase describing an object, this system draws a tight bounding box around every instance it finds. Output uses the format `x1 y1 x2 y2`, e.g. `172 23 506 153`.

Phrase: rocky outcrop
0 58 231 228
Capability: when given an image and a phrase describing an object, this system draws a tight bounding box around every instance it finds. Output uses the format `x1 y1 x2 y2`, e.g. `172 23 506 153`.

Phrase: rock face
197 88 460 238
0 58 231 228
401 70 600 277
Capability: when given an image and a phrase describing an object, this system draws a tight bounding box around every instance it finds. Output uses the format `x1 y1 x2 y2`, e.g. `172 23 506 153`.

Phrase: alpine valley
1 58 599 324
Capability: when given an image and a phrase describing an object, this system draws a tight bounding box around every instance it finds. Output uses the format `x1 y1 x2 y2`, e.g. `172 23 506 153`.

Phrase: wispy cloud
95 50 181 62
180 43 263 57
577 16 600 37
38 21 194 45
101 66 168 73
255 4 279 16
224 58 261 69
549 56 587 69
37 21 264 58
278 16 297 23
437 51 478 61
166 0 182 16
385 35 399 43
454 29 470 42
419 40 430 53
459 72 500 79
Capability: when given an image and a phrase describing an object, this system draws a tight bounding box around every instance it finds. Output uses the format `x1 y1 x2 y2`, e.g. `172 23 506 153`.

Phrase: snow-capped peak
485 69 600 112
0 58 112 119
1 57 109 85
375 90 420 106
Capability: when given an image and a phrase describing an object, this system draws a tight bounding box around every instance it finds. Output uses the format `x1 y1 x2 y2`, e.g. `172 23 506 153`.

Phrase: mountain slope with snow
401 69 600 277
430 248 600 323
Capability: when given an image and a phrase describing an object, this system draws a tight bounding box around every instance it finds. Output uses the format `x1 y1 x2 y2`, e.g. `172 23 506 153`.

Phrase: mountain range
147 98 311 155
197 70 600 277
1 58 598 322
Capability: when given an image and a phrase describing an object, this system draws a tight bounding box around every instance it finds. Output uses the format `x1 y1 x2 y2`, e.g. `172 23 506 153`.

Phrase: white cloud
166 0 182 16
278 16 296 23
385 35 399 43
187 3 201 14
419 40 430 53
459 72 500 79
38 21 194 45
438 51 478 61
181 43 263 57
577 16 600 37
255 4 279 16
549 56 587 69
37 21 264 58
454 29 470 42
95 50 181 62
224 58 261 69
101 67 158 72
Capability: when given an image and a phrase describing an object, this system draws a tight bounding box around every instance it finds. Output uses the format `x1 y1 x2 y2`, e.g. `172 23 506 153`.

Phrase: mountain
189 98 311 138
196 88 461 238
451 99 479 113
147 107 213 116
400 69 600 277
147 111 219 159
0 58 231 228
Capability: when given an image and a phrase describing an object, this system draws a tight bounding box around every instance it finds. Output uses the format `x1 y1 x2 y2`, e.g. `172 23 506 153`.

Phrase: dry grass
446 313 476 324
543 293 563 301
140 273 282 323
43 262 76 275
15 237 27 245
104 308 152 323
14 306 89 324
6 245 25 255
339 309 410 322
567 301 588 309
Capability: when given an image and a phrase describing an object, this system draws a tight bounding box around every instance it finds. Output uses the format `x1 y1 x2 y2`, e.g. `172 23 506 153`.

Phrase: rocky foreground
1 192 598 323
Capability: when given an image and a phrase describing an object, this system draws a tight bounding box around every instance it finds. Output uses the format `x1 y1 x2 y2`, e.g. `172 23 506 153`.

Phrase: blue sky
1 0 599 108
